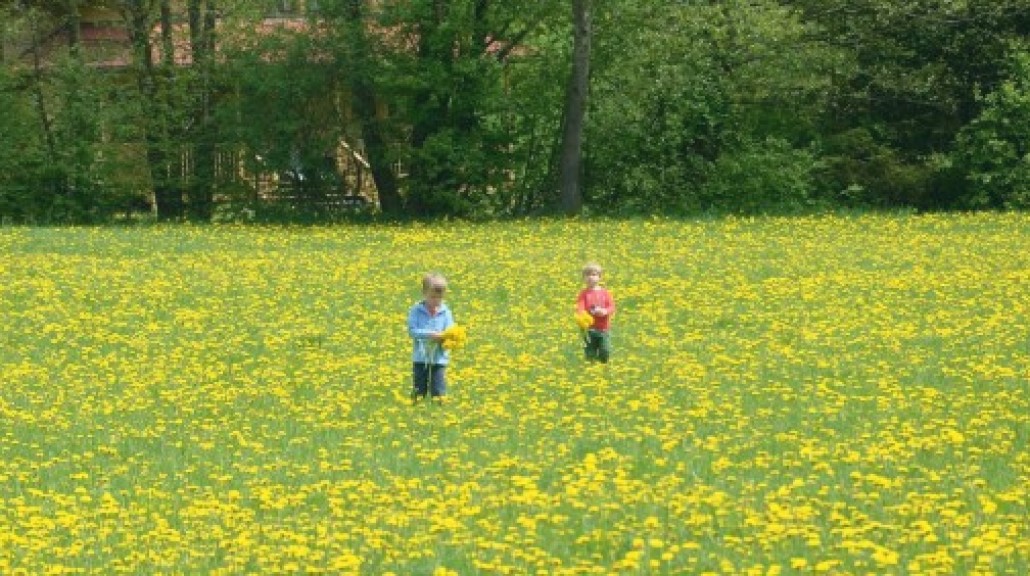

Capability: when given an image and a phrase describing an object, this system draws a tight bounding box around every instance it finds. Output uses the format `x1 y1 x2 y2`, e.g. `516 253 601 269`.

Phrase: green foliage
585 3 723 213
586 1 837 215
0 64 43 222
817 128 935 208
3 0 1030 220
954 47 1030 209
0 52 148 223
482 8 568 215
710 1 846 145
787 0 1030 208
228 33 342 161
376 0 549 217
702 137 821 214
43 56 119 222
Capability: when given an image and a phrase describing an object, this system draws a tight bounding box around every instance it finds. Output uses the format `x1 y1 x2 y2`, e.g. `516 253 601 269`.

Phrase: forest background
1 0 1028 223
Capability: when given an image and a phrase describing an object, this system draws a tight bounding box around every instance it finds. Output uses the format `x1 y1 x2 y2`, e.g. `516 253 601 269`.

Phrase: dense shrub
953 50 1030 210
701 138 821 214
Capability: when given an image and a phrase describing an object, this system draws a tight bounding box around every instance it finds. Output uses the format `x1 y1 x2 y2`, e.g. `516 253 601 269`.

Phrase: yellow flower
440 324 468 350
575 310 594 330
872 546 900 566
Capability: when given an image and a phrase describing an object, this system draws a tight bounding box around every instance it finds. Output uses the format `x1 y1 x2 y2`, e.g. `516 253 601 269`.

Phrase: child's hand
429 332 444 342
591 307 608 317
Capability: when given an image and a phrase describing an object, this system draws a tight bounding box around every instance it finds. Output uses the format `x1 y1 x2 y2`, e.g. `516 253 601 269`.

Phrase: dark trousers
584 329 611 363
413 363 447 397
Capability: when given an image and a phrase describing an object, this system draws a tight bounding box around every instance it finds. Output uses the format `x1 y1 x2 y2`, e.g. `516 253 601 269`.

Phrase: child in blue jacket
406 272 454 404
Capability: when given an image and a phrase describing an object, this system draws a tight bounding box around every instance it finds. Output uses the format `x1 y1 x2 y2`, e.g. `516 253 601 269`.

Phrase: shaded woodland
1 0 1027 222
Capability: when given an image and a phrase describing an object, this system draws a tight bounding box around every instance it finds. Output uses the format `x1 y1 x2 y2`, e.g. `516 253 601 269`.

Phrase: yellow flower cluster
439 324 468 350
0 213 1027 574
574 310 594 330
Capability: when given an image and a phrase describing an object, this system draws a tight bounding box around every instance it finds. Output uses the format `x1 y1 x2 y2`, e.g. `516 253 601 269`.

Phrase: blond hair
422 272 448 294
582 262 603 276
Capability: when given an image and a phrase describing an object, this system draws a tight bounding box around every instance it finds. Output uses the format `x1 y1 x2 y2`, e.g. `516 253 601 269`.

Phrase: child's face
424 287 445 308
583 270 601 288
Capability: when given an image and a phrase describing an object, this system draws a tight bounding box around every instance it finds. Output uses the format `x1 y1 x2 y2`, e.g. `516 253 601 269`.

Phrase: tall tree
0 0 148 222
955 48 1030 209
187 0 218 220
124 0 184 219
557 0 589 215
398 0 505 216
340 0 403 215
24 4 57 165
585 1 843 214
783 0 1030 207
210 0 566 218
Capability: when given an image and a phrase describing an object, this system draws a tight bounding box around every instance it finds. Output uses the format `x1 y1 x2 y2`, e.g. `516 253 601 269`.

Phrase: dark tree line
0 0 1027 223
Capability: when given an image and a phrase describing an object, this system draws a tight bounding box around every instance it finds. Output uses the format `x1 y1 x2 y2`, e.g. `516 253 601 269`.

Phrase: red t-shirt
576 287 616 331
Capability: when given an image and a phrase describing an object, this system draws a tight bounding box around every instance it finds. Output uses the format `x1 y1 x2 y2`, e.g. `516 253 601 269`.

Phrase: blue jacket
407 301 455 365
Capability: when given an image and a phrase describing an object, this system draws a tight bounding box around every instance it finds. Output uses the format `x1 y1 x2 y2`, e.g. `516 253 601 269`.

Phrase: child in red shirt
576 262 616 362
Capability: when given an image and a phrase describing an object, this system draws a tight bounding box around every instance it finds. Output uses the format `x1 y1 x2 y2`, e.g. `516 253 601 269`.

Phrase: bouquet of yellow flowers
574 310 594 345
575 310 594 330
439 324 468 350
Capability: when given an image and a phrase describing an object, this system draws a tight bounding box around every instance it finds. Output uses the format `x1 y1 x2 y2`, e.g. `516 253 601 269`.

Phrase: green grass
0 213 1027 575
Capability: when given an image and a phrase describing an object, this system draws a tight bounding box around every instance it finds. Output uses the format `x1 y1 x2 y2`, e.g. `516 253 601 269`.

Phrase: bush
700 138 821 214
815 128 941 209
953 49 1030 210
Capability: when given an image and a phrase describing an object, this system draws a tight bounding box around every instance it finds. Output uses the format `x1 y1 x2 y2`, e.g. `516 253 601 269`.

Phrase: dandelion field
1 213 1028 575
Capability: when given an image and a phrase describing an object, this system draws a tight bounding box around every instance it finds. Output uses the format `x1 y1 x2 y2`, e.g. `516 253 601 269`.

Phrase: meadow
0 213 1027 575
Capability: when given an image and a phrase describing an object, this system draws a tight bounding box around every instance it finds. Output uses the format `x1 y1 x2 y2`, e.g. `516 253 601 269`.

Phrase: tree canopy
0 0 1027 222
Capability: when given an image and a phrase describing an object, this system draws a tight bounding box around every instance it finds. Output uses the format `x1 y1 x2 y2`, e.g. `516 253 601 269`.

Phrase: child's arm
407 308 440 340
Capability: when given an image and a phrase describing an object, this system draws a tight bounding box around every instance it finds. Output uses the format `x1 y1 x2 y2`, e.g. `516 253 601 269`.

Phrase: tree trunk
67 0 81 50
558 0 590 216
27 9 57 160
355 89 402 215
187 0 217 221
27 7 66 214
127 0 183 220
343 0 403 215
